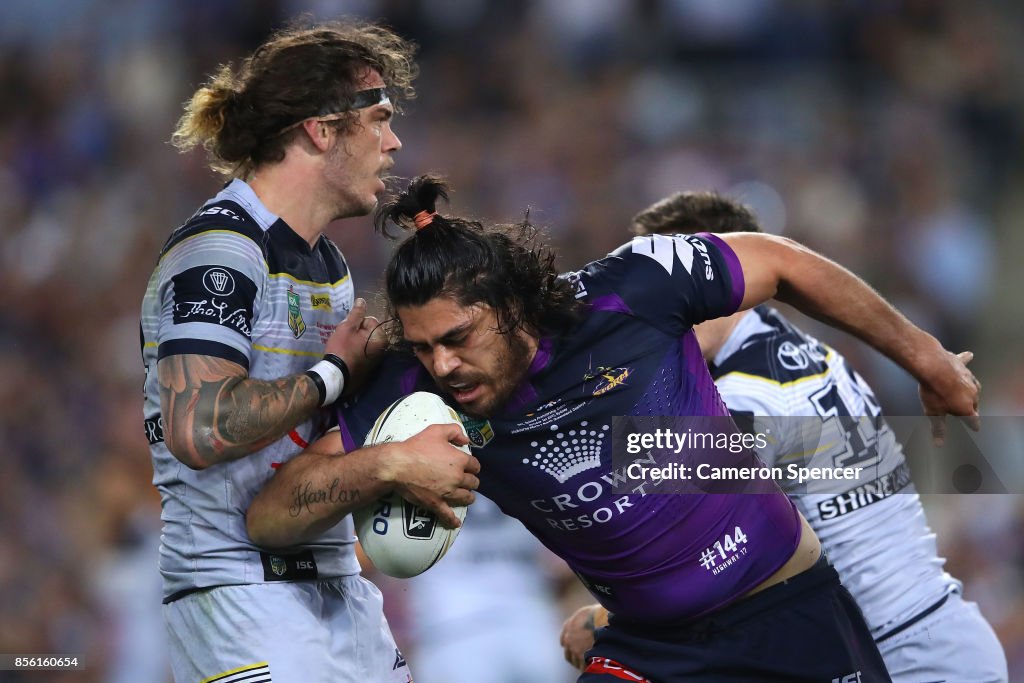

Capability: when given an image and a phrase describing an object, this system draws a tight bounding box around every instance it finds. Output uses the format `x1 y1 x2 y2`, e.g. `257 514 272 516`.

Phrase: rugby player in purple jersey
560 191 1006 682
247 176 980 683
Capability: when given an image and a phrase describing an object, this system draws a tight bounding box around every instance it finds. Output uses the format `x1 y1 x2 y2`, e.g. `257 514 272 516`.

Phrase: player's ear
301 119 332 153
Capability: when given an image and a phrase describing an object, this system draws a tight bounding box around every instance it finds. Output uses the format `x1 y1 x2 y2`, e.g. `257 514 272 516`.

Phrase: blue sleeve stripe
157 339 250 370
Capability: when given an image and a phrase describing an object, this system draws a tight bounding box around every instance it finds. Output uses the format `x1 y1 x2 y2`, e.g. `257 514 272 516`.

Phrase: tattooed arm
247 426 480 548
158 299 385 470
157 354 320 469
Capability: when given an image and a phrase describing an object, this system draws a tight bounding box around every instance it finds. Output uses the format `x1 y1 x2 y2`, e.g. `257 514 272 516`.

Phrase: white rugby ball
353 392 470 578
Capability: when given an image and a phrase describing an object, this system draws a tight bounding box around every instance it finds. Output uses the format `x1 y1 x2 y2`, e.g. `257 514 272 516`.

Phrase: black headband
275 87 391 137
315 87 390 117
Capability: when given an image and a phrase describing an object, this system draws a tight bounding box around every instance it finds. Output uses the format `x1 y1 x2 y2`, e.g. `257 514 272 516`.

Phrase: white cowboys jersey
710 306 958 637
141 180 360 602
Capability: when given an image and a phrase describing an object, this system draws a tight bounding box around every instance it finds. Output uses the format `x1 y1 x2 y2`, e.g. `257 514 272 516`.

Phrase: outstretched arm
247 424 480 548
720 232 980 443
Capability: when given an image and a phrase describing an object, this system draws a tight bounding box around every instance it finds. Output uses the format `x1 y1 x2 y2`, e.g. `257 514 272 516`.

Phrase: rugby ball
353 392 470 578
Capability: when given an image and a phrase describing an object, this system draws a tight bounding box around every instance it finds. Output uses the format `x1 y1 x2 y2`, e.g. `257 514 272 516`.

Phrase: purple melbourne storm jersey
339 234 801 623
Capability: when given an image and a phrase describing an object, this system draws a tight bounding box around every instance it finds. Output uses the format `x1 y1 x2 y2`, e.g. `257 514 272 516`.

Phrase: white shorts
879 591 1007 683
164 576 411 683
411 601 574 683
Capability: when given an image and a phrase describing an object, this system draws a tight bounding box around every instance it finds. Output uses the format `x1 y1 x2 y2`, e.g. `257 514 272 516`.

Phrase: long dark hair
375 175 580 340
173 20 417 178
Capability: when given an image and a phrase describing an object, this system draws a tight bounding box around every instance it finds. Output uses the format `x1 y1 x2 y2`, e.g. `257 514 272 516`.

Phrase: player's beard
324 136 382 220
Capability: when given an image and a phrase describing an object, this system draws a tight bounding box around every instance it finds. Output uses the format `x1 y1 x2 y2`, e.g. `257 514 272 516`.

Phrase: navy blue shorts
579 556 891 683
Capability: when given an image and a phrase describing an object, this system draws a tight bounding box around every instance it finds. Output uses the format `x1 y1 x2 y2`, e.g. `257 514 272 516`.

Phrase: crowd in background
0 1 1022 681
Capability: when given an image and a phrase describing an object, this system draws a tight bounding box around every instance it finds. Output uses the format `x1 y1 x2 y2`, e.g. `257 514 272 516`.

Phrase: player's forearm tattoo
158 354 319 465
288 478 362 517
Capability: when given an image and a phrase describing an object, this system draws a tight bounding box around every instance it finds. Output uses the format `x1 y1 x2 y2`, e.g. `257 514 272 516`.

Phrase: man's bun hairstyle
376 175 581 339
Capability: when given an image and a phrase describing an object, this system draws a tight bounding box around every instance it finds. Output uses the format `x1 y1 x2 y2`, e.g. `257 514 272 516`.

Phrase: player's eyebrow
371 105 393 120
403 320 474 348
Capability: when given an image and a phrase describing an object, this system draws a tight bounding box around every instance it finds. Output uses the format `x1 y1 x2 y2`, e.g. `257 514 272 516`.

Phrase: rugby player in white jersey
141 23 479 683
561 191 1007 682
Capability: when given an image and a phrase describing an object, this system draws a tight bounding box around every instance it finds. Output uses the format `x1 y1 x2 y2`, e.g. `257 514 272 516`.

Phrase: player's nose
383 121 401 153
433 346 460 377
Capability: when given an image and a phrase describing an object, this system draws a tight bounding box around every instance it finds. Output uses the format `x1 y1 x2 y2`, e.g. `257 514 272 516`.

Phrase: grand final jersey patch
458 413 495 448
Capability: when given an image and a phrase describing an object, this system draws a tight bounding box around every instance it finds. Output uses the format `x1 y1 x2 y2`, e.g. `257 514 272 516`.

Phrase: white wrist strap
307 359 345 407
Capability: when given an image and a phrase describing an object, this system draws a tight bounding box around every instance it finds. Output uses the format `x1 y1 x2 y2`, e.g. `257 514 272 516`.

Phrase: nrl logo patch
458 413 495 448
269 555 287 577
287 287 306 338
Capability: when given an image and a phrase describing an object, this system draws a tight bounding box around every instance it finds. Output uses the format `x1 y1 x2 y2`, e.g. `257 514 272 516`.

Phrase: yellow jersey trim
201 661 269 683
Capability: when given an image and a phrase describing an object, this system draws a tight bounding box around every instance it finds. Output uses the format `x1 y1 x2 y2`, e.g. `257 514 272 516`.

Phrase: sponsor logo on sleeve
203 267 235 296
684 235 714 280
631 234 713 280
171 265 255 337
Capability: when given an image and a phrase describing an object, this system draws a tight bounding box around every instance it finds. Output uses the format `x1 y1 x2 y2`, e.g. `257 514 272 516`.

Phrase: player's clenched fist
380 423 480 528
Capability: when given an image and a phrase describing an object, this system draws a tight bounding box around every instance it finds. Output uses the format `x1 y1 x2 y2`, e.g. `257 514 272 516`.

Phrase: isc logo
832 673 862 683
198 205 242 220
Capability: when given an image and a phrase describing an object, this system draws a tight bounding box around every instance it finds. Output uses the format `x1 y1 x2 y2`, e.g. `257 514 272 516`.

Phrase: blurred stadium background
0 0 1022 681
